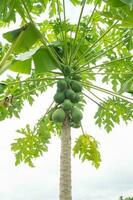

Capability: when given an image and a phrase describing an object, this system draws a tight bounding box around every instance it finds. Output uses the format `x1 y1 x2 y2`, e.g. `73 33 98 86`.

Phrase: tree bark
59 116 72 200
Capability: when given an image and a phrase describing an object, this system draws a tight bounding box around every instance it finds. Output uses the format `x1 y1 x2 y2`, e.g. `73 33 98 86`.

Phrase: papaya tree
0 0 133 200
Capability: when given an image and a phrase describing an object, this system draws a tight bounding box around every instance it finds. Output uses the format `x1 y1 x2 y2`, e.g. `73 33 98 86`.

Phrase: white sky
0 2 133 200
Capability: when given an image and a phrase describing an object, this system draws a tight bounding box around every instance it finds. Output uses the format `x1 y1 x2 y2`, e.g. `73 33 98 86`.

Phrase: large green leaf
121 7 133 27
11 115 61 167
120 0 133 6
33 47 59 73
119 77 133 93
0 0 62 26
3 25 27 42
0 83 7 94
2 45 60 74
70 0 81 5
0 74 53 120
3 23 40 53
0 105 8 121
73 134 101 168
9 59 32 74
108 0 126 7
94 98 133 132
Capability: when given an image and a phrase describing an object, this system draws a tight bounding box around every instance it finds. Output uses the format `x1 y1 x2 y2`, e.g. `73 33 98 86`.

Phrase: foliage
120 76 133 94
0 0 133 169
11 115 61 167
119 196 133 200
0 0 133 27
0 73 55 119
73 134 101 168
94 97 133 132
0 0 62 26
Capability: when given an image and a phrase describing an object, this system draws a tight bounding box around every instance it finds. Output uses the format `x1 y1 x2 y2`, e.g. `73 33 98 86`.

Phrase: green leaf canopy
33 47 59 73
10 59 32 74
108 0 125 7
3 23 40 53
2 23 61 74
73 134 101 168
0 83 7 94
120 0 133 6
120 77 133 93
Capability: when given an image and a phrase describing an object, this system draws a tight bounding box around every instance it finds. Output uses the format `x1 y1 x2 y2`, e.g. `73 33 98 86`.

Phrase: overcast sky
0 2 133 200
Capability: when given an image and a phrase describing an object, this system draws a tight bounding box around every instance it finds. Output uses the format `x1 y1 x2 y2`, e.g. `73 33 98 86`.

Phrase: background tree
0 0 133 200
119 197 133 200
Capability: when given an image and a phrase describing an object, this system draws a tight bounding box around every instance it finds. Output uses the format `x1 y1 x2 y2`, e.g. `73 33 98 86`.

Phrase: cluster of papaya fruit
50 73 83 128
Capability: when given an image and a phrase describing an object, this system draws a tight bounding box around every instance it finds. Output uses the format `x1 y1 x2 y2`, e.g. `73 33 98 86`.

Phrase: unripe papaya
48 107 56 121
71 107 83 123
71 80 82 92
52 108 65 123
71 93 80 103
65 77 71 85
54 92 65 104
62 99 73 111
72 75 81 81
57 80 67 91
63 66 71 76
71 122 81 128
65 89 76 101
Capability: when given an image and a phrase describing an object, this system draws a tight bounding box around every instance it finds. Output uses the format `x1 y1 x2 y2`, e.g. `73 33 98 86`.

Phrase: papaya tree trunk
59 116 72 200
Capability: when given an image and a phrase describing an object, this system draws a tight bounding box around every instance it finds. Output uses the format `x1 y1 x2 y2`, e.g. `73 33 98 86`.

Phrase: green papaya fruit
65 89 76 101
62 99 73 111
70 122 81 128
71 107 83 123
52 108 65 123
71 93 80 103
71 80 82 92
72 75 81 81
54 92 65 104
65 77 71 85
48 107 56 121
63 66 71 76
57 80 67 91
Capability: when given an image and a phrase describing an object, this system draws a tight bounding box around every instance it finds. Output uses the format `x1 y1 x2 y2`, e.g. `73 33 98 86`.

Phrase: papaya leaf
73 134 101 168
3 25 27 42
3 23 40 53
0 83 7 94
11 123 48 167
94 97 133 133
0 73 54 120
11 115 61 167
121 7 133 27
119 77 133 93
70 0 81 5
0 0 63 26
108 0 126 7
9 58 32 74
33 47 59 73
0 105 8 121
120 0 133 6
